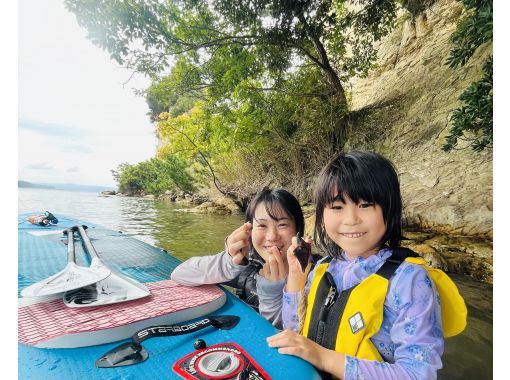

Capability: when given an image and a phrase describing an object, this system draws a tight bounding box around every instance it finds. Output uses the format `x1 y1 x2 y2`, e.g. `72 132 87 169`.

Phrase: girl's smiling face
251 203 297 262
323 194 386 259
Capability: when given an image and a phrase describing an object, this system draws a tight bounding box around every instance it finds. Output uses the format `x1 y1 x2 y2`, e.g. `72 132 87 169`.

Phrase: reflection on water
441 275 492 379
18 188 492 378
144 201 244 261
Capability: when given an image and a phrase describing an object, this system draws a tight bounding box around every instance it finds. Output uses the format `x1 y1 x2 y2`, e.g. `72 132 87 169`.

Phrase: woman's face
251 203 297 262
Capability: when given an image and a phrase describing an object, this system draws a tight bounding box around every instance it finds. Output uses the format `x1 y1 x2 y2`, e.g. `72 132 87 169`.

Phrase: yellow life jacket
301 247 467 361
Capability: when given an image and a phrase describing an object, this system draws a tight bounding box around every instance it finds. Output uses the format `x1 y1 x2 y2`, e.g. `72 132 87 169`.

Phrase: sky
18 0 157 187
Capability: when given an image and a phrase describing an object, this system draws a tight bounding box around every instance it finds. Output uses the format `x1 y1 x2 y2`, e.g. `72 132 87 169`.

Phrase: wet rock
214 197 243 215
403 231 435 242
175 195 242 215
403 243 449 270
424 235 493 259
189 201 232 215
191 194 210 205
159 192 178 202
404 230 493 284
442 253 493 284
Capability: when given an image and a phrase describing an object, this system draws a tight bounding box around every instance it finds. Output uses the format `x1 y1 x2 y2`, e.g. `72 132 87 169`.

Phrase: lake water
18 187 492 379
18 188 244 261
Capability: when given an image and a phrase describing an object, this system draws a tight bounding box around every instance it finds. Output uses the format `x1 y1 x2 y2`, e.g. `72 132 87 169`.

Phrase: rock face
403 232 493 284
347 0 492 238
336 0 494 283
304 214 493 284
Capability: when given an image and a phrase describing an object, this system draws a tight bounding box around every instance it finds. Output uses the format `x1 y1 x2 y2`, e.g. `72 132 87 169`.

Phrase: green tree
111 162 145 194
65 0 400 133
145 60 203 121
111 156 198 196
443 0 492 152
66 0 404 201
156 106 243 201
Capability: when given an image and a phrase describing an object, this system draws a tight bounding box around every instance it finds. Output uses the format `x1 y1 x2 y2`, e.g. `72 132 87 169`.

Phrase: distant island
18 180 55 189
18 180 114 193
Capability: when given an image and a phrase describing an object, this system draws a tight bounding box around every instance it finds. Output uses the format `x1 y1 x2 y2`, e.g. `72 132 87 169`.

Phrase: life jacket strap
306 263 358 351
375 247 419 280
232 259 262 308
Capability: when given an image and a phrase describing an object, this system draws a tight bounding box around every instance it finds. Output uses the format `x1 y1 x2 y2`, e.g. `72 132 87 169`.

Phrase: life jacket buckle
324 288 337 308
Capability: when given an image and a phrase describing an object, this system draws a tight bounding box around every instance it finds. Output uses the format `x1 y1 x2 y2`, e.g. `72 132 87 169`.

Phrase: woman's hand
286 236 312 292
226 222 252 265
267 330 345 379
260 246 288 281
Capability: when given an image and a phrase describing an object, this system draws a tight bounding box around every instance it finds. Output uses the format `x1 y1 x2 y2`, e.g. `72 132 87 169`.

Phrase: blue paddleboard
18 213 320 379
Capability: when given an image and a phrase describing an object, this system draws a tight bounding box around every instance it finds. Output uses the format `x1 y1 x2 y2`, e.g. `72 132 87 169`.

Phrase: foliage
443 57 492 152
145 60 204 121
443 0 492 152
65 0 401 123
111 156 197 196
154 64 349 200
65 0 399 102
446 0 492 69
66 0 403 200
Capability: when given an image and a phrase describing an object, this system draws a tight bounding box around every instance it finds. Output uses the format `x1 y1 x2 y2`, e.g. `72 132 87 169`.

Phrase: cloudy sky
18 0 157 187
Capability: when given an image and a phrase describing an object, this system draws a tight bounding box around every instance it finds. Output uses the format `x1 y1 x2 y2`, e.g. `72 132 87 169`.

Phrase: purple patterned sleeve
282 290 302 331
345 264 444 380
282 256 315 332
282 264 318 331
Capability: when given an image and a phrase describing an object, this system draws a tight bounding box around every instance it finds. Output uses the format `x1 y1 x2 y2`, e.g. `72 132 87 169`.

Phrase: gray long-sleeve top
170 250 285 329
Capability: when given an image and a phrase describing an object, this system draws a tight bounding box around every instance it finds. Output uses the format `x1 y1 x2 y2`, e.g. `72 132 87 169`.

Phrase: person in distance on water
267 151 466 379
171 188 315 329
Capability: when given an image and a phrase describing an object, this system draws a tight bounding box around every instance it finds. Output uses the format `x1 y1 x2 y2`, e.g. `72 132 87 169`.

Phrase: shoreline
109 191 493 284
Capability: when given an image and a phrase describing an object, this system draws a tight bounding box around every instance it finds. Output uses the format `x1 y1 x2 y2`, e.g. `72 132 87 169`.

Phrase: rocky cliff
347 0 492 237
344 0 492 282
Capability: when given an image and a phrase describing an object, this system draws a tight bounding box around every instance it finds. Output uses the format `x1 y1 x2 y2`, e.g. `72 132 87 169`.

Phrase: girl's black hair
245 188 304 260
314 150 403 259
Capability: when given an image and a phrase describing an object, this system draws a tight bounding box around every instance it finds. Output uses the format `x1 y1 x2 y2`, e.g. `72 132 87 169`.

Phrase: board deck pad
18 213 320 379
19 225 182 292
19 280 225 348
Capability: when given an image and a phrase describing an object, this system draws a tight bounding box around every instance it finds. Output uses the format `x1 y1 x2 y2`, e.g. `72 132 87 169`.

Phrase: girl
171 188 306 329
267 151 466 379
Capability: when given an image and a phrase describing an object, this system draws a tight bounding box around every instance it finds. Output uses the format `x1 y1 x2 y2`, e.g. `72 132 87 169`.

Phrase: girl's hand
286 236 312 292
260 246 288 282
226 222 252 265
267 330 345 378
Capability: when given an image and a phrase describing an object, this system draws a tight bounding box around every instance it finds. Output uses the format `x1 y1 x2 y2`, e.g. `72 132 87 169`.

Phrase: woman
171 188 306 329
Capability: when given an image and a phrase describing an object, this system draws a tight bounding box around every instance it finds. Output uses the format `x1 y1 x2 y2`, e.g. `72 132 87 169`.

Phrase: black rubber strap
133 318 214 345
132 315 239 345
